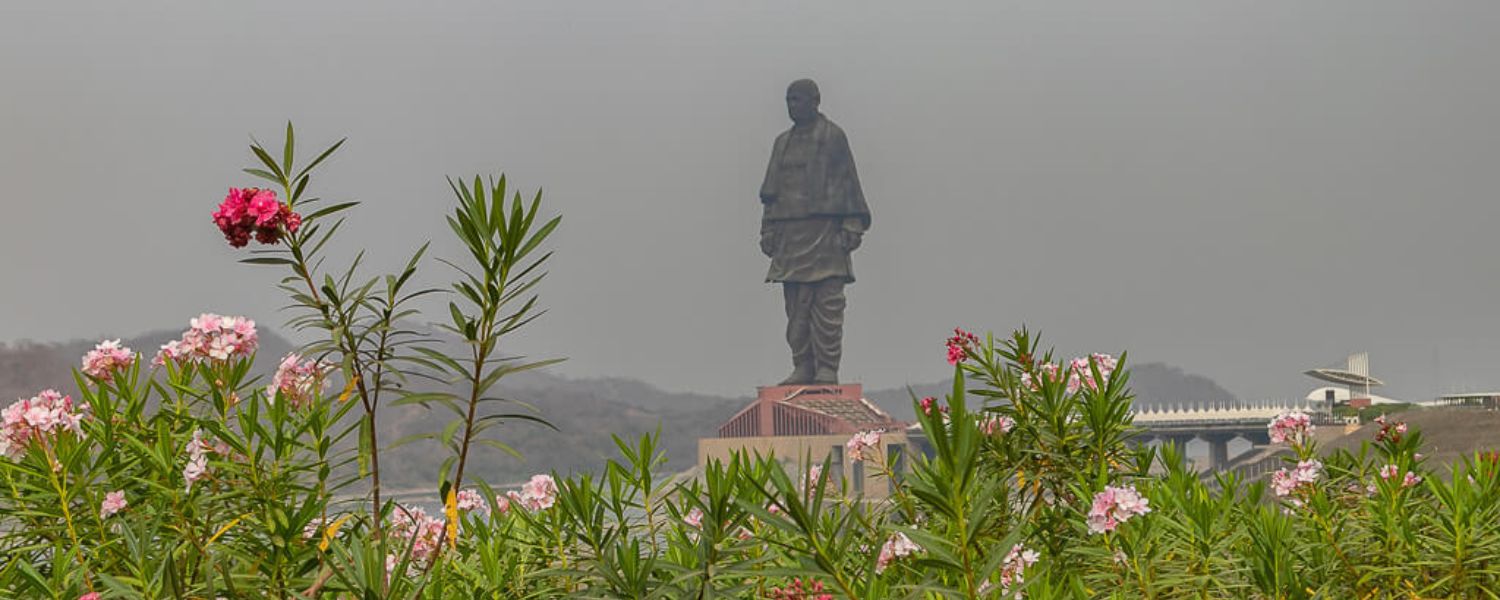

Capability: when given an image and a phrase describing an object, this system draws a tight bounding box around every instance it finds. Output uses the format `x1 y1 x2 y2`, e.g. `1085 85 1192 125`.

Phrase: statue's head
785 79 821 126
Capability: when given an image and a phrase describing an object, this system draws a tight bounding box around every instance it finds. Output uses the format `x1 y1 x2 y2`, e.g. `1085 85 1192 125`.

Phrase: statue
759 79 871 385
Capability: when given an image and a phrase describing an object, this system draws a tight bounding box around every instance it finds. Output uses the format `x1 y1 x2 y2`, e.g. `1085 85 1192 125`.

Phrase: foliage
5 125 1500 599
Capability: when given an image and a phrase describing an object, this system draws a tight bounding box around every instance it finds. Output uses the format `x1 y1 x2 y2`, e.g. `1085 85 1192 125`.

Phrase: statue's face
786 88 819 125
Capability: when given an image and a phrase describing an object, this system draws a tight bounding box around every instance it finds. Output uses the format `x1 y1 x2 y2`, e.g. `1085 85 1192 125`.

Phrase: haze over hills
3 326 1243 489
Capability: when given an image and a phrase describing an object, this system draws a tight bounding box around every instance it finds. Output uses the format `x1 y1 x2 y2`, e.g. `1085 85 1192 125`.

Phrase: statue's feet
779 366 815 386
811 367 838 385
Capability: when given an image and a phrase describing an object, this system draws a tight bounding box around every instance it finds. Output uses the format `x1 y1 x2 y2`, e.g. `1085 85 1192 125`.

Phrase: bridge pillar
1203 432 1236 471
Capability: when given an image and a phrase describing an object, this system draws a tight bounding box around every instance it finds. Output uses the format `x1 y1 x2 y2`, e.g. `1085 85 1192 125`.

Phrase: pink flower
999 543 1040 595
1 390 87 461
945 328 980 365
1378 464 1422 488
154 314 258 366
455 488 489 515
270 353 333 408
517 474 558 510
801 465 823 493
875 532 921 573
212 188 301 248
1087 485 1152 534
82 339 136 381
183 428 223 491
1268 411 1314 446
684 507 704 528
1067 353 1117 393
100 490 127 518
979 414 1015 436
845 430 882 462
1271 460 1322 498
387 504 445 567
78 593 100 600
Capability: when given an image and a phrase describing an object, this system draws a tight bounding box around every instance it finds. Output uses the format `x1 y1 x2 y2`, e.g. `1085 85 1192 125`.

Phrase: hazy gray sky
4 1 1499 403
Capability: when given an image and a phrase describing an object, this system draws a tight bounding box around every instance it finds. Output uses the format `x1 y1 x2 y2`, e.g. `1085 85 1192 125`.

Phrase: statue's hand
843 230 862 252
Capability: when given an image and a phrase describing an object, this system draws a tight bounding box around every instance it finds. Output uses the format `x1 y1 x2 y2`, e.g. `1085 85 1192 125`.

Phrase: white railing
1129 398 1329 425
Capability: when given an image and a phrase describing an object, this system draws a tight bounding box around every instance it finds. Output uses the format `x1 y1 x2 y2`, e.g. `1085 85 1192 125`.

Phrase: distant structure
699 384 910 499
1435 391 1500 410
1304 352 1390 409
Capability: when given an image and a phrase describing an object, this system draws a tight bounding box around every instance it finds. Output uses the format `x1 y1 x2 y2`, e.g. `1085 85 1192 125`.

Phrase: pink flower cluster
919 396 948 417
683 507 704 529
1270 459 1323 500
455 488 489 516
82 340 136 381
1268 411 1314 446
1020 355 1117 395
979 414 1015 436
945 328 979 365
800 464 824 493
1379 464 1422 488
504 474 559 511
766 578 832 600
1 390 87 461
154 313 259 366
998 543 1040 596
183 429 227 491
212 187 302 248
875 531 922 573
1067 354 1118 393
388 504 446 568
1087 485 1152 534
100 490 127 518
845 430 882 462
1373 415 1408 443
270 353 333 408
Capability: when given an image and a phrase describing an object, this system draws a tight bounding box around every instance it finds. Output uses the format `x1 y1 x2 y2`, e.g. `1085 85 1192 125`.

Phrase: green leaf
283 121 296 175
296 137 346 179
250 144 286 182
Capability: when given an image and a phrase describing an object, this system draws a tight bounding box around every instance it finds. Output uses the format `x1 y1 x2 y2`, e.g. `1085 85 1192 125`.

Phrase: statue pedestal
697 381 909 499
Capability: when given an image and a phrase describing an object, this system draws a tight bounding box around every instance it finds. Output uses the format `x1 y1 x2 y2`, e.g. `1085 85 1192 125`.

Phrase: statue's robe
759 114 871 284
758 114 870 381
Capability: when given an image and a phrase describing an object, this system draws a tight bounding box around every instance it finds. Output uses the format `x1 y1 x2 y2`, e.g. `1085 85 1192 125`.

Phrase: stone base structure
698 383 911 499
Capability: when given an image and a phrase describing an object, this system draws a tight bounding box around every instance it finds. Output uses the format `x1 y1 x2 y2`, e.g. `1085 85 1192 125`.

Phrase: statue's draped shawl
759 115 871 229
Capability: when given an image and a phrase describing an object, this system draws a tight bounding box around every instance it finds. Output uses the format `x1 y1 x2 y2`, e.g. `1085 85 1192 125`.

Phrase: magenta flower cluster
270 353 333 409
212 187 302 248
1373 415 1408 443
1087 484 1152 534
154 313 259 366
1 390 87 461
81 340 136 382
765 577 832 600
945 328 980 365
1268 411 1314 446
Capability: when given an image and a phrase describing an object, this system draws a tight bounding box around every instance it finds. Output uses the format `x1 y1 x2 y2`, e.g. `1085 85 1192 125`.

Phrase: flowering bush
5 125 1500 599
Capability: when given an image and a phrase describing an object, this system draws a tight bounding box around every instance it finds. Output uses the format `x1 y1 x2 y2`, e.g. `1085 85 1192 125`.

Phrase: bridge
1128 399 1335 471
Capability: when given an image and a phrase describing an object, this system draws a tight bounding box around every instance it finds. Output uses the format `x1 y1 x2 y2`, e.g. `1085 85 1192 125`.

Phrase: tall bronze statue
759 79 871 385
